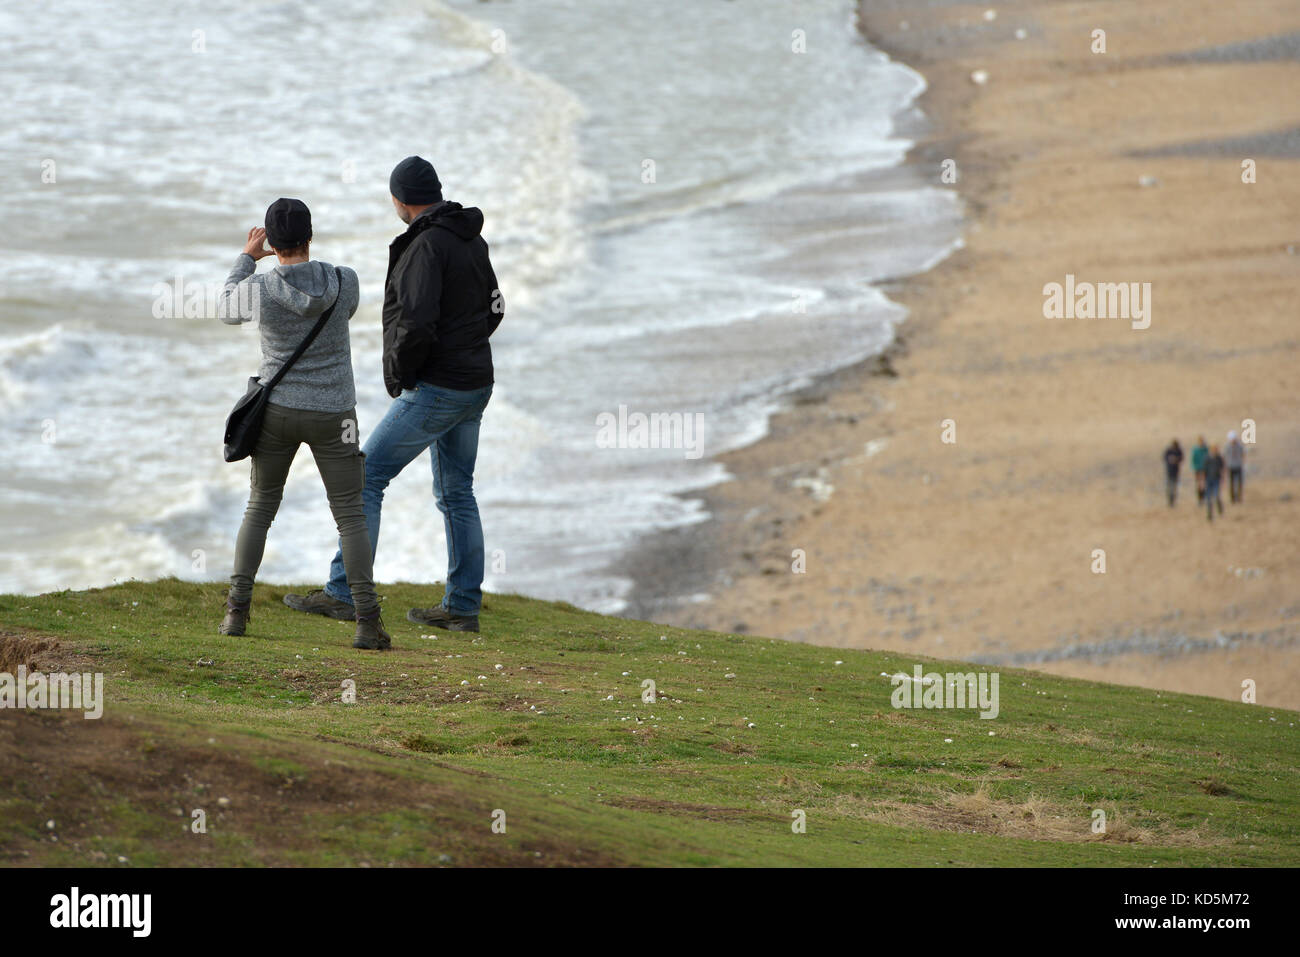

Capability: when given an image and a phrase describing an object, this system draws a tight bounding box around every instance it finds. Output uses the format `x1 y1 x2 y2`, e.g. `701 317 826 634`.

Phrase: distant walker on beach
1162 438 1183 507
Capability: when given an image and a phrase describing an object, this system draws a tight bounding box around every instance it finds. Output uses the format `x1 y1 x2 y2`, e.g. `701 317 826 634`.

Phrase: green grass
1 578 1297 866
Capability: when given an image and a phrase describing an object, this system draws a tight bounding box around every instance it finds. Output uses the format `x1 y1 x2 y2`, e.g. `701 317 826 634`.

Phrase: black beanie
264 197 312 249
389 156 443 205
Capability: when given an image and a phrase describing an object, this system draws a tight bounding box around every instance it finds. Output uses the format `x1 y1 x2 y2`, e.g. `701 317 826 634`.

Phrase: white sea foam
0 0 961 610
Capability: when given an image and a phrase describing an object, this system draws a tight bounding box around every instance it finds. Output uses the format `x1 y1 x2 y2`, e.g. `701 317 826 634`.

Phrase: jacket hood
263 260 340 317
409 200 484 240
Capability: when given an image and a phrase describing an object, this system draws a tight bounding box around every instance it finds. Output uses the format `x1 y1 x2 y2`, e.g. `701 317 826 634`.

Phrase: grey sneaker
219 600 250 636
407 605 479 633
284 588 355 621
353 613 392 650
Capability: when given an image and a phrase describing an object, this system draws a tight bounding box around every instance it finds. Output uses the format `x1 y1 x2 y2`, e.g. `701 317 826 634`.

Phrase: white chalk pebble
494 664 503 670
988 731 996 736
944 738 954 744
1015 27 1028 39
45 820 55 830
970 69 989 86
834 660 843 666
983 9 997 21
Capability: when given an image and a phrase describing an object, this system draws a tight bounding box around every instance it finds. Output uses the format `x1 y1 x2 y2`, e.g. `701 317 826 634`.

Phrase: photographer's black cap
264 197 312 249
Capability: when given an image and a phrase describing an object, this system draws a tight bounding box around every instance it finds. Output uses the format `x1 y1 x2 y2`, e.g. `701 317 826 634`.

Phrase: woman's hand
243 226 274 260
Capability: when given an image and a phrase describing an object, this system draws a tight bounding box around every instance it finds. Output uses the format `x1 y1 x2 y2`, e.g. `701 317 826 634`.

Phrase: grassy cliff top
1 579 1297 866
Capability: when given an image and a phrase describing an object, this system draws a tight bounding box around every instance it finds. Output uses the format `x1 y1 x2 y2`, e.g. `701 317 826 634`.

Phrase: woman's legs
230 404 300 606
306 408 379 619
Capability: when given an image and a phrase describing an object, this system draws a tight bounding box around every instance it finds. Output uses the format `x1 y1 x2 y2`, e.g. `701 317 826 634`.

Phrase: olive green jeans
230 403 378 618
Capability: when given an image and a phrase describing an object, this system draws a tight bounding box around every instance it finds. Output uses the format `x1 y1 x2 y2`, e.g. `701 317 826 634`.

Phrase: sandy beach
628 0 1300 708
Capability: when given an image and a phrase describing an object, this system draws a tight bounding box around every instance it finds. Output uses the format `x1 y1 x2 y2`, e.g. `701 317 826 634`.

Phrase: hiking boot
283 588 355 621
353 613 392 650
219 600 250 636
407 605 479 633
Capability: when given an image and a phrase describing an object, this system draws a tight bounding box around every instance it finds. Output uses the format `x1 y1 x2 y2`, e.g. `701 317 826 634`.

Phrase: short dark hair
272 241 310 258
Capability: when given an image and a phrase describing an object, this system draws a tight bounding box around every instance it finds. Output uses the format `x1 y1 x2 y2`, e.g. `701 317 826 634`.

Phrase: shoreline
620 0 1300 709
615 0 974 626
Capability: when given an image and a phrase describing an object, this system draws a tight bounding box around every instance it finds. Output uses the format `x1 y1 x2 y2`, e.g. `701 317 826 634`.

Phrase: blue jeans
1205 476 1223 519
325 381 493 615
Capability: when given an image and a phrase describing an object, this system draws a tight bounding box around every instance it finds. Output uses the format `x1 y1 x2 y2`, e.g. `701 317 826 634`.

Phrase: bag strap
263 266 344 390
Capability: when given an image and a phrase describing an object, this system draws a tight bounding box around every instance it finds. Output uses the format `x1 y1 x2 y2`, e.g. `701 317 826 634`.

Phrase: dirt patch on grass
0 632 98 675
275 672 492 708
0 709 617 866
846 787 1213 847
399 733 460 754
604 795 778 824
1195 777 1234 796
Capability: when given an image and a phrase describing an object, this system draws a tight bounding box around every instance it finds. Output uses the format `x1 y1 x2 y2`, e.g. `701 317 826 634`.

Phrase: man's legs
322 395 440 607
1230 467 1243 503
430 389 492 615
1196 469 1206 502
1166 472 1177 506
319 383 492 614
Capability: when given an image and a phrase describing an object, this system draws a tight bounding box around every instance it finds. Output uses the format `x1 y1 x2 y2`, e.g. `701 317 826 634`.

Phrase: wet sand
622 0 1300 709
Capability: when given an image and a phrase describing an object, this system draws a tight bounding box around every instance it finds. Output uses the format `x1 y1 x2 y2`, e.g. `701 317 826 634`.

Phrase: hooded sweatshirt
1225 437 1245 469
382 201 503 396
218 254 360 413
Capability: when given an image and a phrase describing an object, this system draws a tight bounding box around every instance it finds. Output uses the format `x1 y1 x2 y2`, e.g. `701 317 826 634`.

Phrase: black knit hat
389 156 443 205
264 197 312 249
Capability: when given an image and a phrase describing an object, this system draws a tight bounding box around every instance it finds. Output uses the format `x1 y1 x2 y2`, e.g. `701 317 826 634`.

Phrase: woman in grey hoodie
214 198 390 649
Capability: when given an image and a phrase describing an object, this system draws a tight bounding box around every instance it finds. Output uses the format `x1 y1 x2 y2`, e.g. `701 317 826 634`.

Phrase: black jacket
382 201 503 396
1163 444 1183 477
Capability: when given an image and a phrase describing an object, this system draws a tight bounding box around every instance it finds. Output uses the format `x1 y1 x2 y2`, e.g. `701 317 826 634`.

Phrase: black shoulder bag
223 266 343 462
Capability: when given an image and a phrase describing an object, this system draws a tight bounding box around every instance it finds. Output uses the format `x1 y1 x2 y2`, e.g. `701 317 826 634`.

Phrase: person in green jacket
1191 436 1209 503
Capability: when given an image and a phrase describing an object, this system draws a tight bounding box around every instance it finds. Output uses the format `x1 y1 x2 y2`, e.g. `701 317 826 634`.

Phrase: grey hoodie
1225 438 1245 469
218 253 360 413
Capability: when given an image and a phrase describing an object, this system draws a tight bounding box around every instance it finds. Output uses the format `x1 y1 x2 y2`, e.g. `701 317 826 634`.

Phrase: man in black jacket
1162 439 1183 507
285 156 502 634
